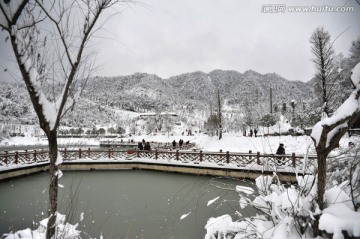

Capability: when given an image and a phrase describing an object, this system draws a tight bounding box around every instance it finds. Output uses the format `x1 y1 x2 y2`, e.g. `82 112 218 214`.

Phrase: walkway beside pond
0 148 317 182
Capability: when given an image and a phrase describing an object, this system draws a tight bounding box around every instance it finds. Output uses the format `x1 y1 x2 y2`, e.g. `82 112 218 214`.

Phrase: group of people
182 129 193 136
243 129 258 137
172 139 190 149
138 139 191 151
138 139 151 151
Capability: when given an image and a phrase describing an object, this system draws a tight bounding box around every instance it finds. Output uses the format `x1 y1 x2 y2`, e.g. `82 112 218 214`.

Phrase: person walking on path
276 143 286 164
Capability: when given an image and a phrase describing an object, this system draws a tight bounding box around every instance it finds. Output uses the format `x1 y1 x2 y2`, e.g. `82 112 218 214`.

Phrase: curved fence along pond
0 170 257 238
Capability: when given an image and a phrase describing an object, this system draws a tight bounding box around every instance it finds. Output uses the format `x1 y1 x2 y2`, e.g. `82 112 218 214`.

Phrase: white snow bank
319 203 360 238
320 187 360 238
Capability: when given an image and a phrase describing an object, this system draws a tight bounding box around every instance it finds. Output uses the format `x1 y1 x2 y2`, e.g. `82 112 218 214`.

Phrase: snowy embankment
0 137 100 147
118 133 354 155
1 133 357 156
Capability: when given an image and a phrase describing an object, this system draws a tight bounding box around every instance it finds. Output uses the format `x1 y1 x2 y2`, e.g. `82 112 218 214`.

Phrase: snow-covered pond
0 170 257 238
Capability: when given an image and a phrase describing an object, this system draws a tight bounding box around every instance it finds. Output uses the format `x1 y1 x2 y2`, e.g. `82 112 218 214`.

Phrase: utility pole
270 86 273 114
217 89 222 140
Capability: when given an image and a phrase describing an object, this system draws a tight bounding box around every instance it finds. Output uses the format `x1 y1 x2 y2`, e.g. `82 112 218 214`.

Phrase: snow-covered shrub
2 213 81 239
327 144 360 211
205 166 360 239
205 173 318 239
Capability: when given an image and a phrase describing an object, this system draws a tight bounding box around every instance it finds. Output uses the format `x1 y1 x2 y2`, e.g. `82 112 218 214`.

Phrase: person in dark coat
138 142 143 150
179 139 183 149
276 143 286 164
254 129 258 137
276 143 285 155
144 142 151 152
172 140 176 148
250 129 253 137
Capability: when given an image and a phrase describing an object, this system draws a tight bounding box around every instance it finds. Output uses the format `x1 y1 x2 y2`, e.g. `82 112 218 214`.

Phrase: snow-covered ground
0 137 99 147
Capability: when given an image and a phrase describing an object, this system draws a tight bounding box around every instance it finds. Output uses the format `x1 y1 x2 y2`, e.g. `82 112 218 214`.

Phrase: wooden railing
0 148 317 171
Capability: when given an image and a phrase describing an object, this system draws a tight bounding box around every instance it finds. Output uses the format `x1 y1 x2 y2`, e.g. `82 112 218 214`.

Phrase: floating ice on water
180 211 191 220
207 196 220 206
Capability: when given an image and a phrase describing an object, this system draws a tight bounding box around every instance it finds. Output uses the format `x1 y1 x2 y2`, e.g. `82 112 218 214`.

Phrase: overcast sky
0 0 359 82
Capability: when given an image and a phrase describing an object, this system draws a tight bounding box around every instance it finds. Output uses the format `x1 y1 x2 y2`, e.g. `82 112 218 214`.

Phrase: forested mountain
87 70 315 112
0 69 322 128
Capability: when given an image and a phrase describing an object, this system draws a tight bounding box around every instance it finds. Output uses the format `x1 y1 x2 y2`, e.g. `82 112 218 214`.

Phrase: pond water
0 171 257 238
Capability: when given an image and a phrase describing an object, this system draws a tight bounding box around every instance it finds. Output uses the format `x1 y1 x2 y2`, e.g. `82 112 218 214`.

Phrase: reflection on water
0 171 257 238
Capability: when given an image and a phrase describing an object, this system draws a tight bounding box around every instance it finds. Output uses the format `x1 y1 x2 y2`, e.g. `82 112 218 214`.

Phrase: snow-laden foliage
327 145 360 211
205 169 360 239
2 213 81 239
205 174 317 239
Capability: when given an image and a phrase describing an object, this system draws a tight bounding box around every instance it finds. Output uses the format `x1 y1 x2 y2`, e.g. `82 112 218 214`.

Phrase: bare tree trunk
46 131 58 238
313 152 327 237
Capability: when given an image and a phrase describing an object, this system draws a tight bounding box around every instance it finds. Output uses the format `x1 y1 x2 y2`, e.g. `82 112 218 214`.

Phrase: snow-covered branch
311 62 360 152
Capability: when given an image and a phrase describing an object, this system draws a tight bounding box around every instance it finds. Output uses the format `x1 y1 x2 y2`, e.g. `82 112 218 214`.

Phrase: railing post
25 150 28 162
249 150 252 160
4 151 8 165
155 149 158 160
292 153 296 167
137 149 140 158
64 148 67 160
34 150 37 162
79 148 82 159
200 150 203 162
226 151 230 164
15 151 18 164
88 148 91 158
176 150 179 161
257 152 260 165
108 148 111 159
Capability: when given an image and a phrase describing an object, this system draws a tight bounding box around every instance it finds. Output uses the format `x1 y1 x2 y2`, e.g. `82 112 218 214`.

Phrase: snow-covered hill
0 69 319 129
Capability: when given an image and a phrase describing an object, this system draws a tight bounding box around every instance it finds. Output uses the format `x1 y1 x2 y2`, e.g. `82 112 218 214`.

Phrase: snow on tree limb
351 62 360 87
311 62 360 150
